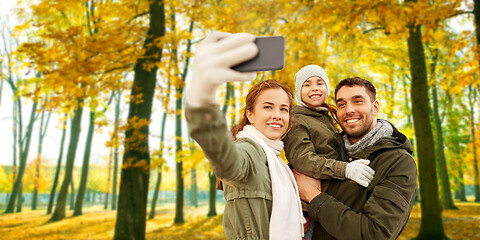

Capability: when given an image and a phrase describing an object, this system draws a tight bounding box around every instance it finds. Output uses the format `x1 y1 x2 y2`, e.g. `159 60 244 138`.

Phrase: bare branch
362 27 385 34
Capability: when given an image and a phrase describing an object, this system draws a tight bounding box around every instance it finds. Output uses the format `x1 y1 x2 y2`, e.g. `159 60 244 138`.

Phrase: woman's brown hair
230 79 294 139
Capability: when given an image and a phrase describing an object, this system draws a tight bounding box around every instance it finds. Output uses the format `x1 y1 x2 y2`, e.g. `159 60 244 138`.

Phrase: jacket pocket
225 189 272 201
373 184 408 212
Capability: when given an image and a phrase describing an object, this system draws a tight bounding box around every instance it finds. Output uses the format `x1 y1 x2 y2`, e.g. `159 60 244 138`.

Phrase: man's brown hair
334 77 376 102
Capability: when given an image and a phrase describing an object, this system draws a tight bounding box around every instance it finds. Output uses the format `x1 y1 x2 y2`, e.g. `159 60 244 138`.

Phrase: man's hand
186 32 258 106
303 216 311 233
345 159 375 187
292 169 322 203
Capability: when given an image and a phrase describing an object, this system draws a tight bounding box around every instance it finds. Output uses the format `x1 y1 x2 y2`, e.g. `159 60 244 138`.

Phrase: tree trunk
5 101 38 213
113 1 165 239
190 168 198 208
169 7 186 224
50 103 83 222
11 101 18 196
407 20 446 239
5 34 18 202
47 116 67 214
112 90 122 210
149 110 167 219
475 0 480 68
32 189 38 210
70 179 75 210
207 172 217 217
16 184 22 213
173 15 195 224
174 92 185 223
401 75 415 151
432 85 456 210
467 85 480 202
149 168 162 219
32 104 51 210
454 168 467 201
104 192 110 209
473 0 480 205
86 188 91 203
105 149 113 210
74 110 96 216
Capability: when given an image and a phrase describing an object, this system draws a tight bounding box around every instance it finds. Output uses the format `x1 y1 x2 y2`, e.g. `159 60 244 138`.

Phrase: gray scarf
344 119 393 155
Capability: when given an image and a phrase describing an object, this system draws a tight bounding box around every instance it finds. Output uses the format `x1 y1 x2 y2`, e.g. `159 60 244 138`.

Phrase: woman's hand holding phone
186 32 258 107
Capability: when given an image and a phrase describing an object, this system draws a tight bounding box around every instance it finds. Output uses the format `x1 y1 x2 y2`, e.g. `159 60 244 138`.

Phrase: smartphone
232 36 285 72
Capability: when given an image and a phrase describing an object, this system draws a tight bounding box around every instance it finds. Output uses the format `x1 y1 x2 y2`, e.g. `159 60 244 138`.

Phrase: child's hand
345 159 375 187
186 32 258 106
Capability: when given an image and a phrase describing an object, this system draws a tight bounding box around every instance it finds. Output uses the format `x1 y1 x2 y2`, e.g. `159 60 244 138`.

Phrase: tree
69 179 75 210
149 164 163 219
467 84 480 202
107 89 124 210
446 93 470 202
73 109 95 216
149 82 170 219
14 0 144 220
74 92 114 216
50 101 84 221
406 1 445 238
104 149 113 210
472 0 480 202
5 93 38 213
428 43 456 209
32 96 52 210
47 115 68 214
3 25 39 213
161 2 197 223
113 0 165 238
432 83 456 209
169 7 186 224
189 161 198 208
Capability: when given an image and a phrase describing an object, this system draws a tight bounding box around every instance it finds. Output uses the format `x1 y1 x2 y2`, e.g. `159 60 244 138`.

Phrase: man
293 77 417 240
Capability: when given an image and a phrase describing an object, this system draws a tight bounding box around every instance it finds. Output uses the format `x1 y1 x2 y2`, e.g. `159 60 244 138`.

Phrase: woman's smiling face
246 88 290 140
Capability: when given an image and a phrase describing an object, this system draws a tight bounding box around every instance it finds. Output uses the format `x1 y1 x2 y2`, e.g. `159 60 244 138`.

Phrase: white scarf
237 125 305 240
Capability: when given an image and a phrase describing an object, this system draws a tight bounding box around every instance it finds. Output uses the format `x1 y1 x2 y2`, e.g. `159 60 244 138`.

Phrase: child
283 65 375 239
185 32 305 240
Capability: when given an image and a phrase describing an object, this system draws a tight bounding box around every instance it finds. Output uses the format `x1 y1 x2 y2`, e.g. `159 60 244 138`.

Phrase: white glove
345 159 375 187
186 32 258 106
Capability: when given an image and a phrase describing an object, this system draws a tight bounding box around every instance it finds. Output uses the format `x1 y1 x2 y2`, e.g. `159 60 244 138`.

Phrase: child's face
301 76 328 108
246 88 290 140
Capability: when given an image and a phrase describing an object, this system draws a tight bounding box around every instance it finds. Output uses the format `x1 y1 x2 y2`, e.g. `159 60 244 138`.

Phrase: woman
185 32 304 240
